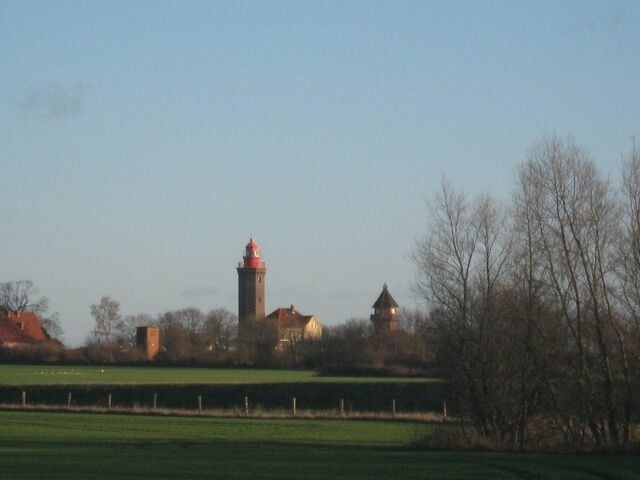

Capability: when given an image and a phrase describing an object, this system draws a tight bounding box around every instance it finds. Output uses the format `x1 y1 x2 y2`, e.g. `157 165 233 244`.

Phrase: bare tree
412 178 508 437
411 137 639 449
90 296 125 361
0 280 49 314
0 280 63 339
508 162 560 448
412 177 478 327
398 308 432 363
333 319 372 367
614 140 640 443
156 308 237 361
415 164 618 447
237 319 280 365
518 136 631 447
40 312 64 340
176 308 205 336
157 317 190 361
281 328 304 364
618 140 640 334
203 308 237 352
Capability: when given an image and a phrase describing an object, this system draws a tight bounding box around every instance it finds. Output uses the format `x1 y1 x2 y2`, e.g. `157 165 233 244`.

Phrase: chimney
290 305 295 313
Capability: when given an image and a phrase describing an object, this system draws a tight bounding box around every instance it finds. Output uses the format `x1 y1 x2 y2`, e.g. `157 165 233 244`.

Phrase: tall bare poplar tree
90 296 125 362
413 178 518 441
519 136 630 446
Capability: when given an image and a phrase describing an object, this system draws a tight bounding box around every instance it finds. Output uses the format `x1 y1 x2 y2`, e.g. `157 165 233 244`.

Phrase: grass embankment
1 411 638 479
0 364 434 385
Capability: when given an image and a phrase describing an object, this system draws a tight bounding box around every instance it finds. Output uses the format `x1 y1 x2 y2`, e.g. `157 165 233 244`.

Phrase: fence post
153 393 157 410
244 396 249 416
340 398 344 417
292 397 296 417
22 391 26 407
108 393 112 411
443 401 447 421
67 392 72 408
198 395 202 413
392 399 396 418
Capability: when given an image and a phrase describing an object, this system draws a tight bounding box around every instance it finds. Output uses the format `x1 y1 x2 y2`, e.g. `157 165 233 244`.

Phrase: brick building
136 325 160 360
370 284 400 333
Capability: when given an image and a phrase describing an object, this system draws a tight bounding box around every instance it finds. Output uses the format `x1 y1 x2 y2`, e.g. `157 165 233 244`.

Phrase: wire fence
0 383 454 421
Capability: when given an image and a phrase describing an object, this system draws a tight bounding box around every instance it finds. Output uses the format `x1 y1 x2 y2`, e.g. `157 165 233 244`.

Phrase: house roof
372 284 399 309
266 306 315 329
0 311 48 344
0 317 25 344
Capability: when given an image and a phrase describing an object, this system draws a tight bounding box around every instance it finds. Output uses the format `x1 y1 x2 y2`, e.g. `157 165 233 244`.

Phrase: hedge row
0 382 453 413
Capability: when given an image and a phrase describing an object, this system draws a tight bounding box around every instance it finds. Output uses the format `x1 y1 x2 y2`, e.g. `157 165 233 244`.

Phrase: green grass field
0 410 638 479
0 364 432 385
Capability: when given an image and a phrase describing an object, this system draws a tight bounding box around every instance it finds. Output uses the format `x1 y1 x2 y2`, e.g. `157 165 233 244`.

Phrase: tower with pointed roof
370 284 400 333
237 238 267 329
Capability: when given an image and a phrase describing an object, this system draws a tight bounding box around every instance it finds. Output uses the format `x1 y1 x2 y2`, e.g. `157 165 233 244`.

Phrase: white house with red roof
265 305 323 347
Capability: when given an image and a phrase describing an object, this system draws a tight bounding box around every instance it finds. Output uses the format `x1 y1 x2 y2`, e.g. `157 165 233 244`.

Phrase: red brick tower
136 326 160 360
237 238 267 329
370 284 400 333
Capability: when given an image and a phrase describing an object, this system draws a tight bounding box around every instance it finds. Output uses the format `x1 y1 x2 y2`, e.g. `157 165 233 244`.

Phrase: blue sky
1 1 639 345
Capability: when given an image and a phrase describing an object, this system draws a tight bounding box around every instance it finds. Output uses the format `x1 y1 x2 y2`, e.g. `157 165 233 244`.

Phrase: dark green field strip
0 440 452 480
0 411 422 445
0 381 451 412
0 365 435 385
1 438 638 480
0 411 638 480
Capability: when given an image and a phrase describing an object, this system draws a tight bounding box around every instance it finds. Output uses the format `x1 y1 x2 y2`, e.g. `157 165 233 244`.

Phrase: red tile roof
0 311 48 344
0 317 25 344
266 306 314 329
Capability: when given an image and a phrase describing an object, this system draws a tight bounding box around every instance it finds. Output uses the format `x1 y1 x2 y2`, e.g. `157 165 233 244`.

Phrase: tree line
84 295 433 369
87 297 240 364
1 281 434 369
412 136 640 449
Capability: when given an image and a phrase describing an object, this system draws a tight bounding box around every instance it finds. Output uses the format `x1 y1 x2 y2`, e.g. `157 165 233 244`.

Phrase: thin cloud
12 82 86 119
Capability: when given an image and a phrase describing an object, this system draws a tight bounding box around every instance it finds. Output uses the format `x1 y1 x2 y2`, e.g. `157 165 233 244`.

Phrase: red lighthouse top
242 238 265 268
